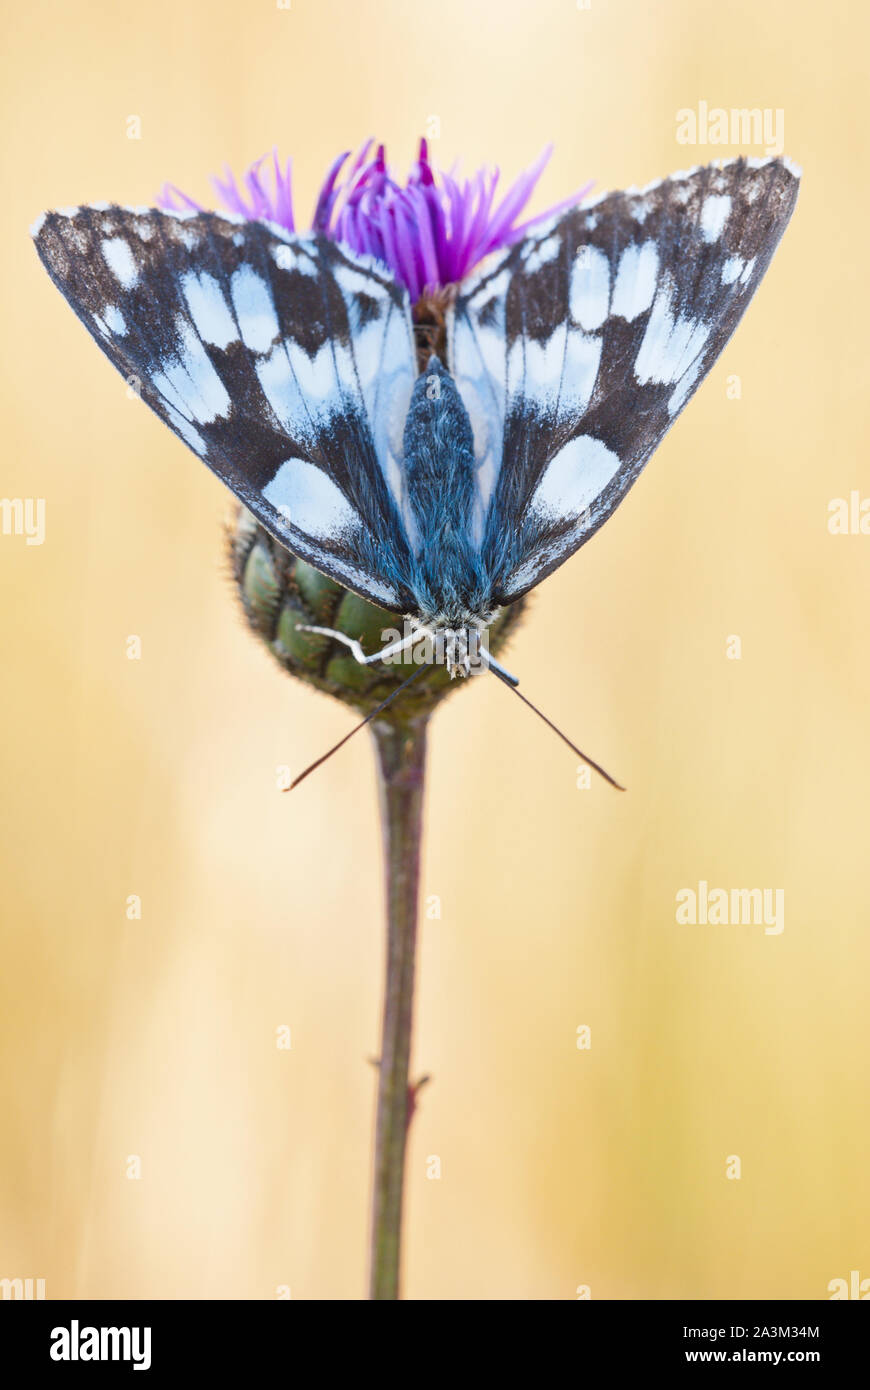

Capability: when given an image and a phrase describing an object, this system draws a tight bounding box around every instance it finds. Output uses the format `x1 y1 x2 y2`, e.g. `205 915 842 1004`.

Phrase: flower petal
159 138 589 297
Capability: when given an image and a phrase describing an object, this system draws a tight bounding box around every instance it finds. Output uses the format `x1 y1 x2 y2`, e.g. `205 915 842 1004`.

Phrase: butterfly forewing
33 205 418 611
448 156 800 604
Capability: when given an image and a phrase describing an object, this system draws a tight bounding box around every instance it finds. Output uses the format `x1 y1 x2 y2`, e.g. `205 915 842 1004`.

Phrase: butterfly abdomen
402 357 489 620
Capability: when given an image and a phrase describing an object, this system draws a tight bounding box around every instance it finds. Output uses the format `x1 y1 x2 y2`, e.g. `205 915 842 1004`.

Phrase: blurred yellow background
1 0 867 1300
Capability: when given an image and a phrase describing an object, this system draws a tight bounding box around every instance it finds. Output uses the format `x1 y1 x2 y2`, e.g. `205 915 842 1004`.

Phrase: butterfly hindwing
32 205 419 610
448 156 800 603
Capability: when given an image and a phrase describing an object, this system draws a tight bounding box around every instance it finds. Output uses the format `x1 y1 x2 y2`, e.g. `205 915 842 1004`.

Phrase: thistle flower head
229 507 526 719
160 138 591 300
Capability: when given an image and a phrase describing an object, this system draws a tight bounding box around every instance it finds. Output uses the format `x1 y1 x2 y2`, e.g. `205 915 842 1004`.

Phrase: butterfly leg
294 623 424 667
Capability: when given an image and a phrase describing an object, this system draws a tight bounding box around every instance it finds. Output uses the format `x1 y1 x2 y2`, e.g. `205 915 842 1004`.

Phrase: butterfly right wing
449 156 800 604
33 205 419 611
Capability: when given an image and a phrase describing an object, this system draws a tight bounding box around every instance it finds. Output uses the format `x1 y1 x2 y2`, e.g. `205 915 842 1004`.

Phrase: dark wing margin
32 204 419 611
448 156 800 603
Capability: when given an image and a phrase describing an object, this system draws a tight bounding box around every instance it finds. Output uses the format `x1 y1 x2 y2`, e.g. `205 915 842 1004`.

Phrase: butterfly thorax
401 357 495 635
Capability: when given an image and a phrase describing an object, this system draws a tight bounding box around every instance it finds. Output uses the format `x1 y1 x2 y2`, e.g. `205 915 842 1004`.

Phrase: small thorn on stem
407 1074 430 1128
368 1058 430 1129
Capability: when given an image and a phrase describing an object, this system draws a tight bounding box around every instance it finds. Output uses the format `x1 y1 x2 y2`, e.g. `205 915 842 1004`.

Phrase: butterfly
32 155 799 783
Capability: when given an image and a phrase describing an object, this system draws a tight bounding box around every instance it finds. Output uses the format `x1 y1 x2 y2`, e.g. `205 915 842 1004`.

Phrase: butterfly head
406 608 498 679
436 621 487 680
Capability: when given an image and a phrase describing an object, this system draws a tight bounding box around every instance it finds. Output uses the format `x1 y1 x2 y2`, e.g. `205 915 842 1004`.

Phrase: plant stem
368 712 429 1301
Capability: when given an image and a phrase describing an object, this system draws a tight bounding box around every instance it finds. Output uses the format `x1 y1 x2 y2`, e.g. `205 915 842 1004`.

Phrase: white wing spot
263 459 359 541
273 243 317 275
668 358 705 415
176 226 201 251
569 245 610 331
700 194 731 243
720 256 744 285
473 268 511 306
181 271 239 350
290 341 343 400
254 345 313 445
230 265 279 352
334 263 387 298
531 435 622 522
154 317 232 424
522 233 561 274
103 305 128 335
345 313 385 389
635 287 711 385
561 331 603 417
611 242 659 320
101 237 139 288
521 330 567 402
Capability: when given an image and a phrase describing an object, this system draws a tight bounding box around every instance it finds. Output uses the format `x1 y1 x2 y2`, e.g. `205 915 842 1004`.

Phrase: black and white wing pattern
448 156 800 604
32 205 419 611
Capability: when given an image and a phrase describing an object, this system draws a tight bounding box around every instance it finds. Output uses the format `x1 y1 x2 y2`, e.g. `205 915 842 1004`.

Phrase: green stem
368 712 429 1301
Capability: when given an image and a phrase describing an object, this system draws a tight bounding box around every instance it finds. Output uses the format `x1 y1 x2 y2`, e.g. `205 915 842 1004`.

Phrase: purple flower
159 138 591 302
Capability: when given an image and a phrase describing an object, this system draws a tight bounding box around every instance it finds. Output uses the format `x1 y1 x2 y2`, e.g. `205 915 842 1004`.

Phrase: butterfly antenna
288 665 428 790
489 666 625 791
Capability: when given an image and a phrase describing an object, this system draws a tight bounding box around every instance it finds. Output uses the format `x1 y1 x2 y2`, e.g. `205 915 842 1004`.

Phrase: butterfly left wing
32 206 419 611
448 156 800 603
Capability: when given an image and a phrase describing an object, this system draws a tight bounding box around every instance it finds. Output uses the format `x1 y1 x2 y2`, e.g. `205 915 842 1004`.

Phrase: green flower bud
227 505 527 719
